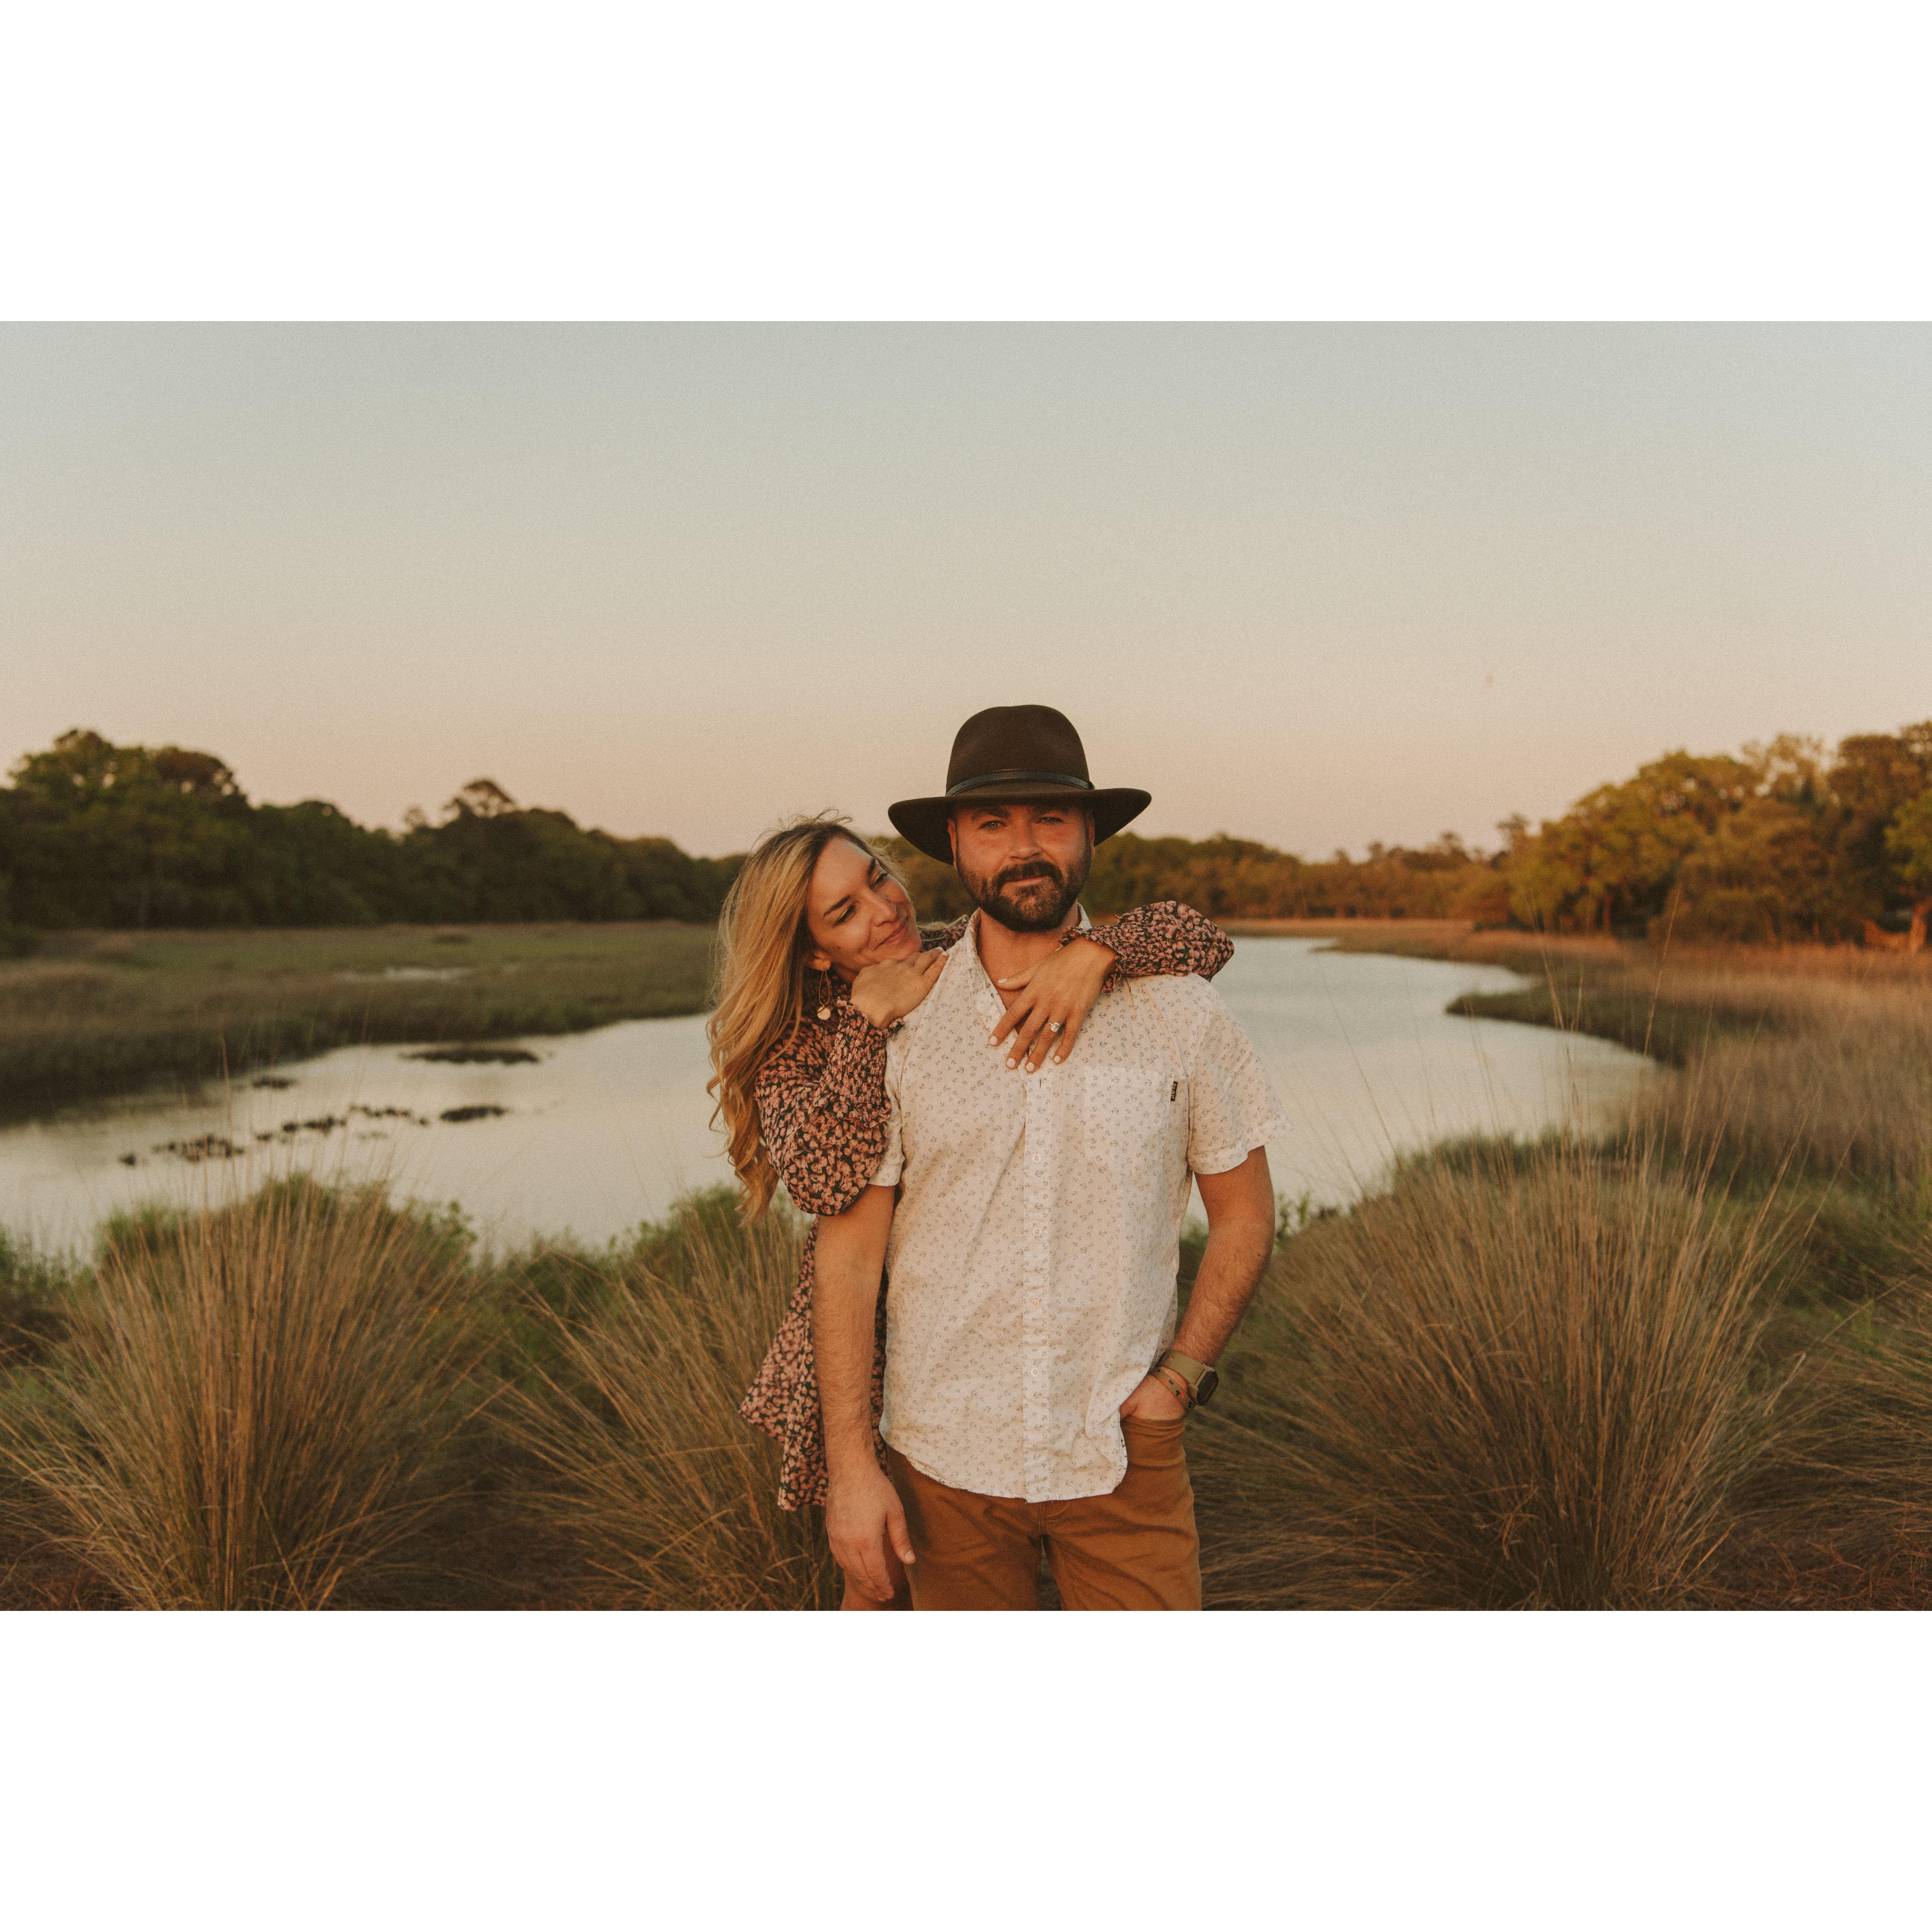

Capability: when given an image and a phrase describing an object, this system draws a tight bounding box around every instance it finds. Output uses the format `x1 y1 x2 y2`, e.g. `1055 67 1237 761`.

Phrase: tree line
889 721 1932 949
0 731 739 940
882 828 1499 925
6 722 1930 951
1501 725 1932 947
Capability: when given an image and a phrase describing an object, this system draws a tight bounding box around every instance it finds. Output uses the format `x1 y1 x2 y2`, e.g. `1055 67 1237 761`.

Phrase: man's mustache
996 862 1062 890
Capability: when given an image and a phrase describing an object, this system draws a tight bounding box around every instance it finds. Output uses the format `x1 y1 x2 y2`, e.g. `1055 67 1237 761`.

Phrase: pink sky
5 323 1927 857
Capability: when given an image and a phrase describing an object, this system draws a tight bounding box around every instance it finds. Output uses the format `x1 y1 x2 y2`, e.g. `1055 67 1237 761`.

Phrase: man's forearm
1173 1148 1276 1366
811 1186 895 1474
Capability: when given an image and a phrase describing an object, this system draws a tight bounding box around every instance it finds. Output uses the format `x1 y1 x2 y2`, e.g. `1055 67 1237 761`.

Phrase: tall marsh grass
1720 1232 1932 1607
493 1194 838 1610
1640 976 1932 1195
0 1178 476 1609
1194 1139 1791 1609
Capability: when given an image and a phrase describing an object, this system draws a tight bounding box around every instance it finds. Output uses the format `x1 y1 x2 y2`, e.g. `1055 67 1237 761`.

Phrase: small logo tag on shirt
1170 1080 1179 1102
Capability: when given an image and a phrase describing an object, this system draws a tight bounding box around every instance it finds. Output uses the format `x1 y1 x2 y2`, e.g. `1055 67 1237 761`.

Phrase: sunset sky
6 322 1927 859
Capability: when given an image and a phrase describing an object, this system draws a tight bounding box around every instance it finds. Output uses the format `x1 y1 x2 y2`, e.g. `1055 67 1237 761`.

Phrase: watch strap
1157 1349 1214 1397
1149 1365 1195 1410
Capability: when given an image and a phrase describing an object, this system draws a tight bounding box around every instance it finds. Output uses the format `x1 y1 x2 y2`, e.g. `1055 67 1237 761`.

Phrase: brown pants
884 1415 1201 1611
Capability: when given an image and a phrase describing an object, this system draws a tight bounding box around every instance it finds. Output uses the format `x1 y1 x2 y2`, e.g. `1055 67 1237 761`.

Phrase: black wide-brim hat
888 704 1152 866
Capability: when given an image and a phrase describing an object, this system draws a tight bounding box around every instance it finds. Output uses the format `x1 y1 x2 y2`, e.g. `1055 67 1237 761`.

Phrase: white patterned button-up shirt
872 912 1286 1503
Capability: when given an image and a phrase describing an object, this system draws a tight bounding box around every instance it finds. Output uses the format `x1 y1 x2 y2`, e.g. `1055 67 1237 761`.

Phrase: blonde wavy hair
707 813 911 1219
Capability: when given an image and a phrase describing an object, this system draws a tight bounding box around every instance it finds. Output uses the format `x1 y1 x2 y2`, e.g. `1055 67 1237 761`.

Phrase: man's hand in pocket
1118 1373 1188 1422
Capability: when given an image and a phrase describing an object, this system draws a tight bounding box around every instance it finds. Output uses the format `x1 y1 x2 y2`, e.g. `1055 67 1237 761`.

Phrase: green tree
0 732 739 931
1670 797 1833 943
5 729 257 927
1506 751 1757 934
1826 725 1932 934
1883 790 1932 953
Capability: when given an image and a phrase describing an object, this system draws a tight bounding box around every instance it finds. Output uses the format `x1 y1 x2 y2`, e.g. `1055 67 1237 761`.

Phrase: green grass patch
0 921 718 1115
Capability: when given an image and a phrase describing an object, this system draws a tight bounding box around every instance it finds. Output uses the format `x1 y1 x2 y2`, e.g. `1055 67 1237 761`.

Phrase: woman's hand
990 935 1115 1072
849 950 944 1031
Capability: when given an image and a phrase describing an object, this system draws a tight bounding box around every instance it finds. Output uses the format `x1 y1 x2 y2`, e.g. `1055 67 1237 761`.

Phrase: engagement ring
1047 1020 1063 1032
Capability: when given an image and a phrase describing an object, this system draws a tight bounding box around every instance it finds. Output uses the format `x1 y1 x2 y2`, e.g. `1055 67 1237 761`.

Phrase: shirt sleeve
871 1038 908 1189
752 1007 892 1217
1075 900 1234 990
1182 983 1288 1176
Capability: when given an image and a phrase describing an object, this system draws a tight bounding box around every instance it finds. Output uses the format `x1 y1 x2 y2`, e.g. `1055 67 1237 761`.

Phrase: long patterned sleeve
1072 899 1233 989
752 1008 892 1219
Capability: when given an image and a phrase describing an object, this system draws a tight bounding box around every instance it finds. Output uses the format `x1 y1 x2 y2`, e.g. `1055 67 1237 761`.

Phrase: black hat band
945 768 1094 797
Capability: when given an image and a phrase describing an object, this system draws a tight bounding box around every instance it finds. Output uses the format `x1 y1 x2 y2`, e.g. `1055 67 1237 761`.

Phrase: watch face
1196 1368 1221 1407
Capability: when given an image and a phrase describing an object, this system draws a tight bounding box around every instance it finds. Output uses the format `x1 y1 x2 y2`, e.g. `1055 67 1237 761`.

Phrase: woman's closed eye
829 868 893 928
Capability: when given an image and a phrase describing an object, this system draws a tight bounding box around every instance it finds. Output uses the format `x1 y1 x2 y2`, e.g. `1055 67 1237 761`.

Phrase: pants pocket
1120 1412 1187 1470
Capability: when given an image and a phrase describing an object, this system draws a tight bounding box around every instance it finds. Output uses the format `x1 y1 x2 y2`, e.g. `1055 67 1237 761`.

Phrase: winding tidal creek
0 939 1650 1255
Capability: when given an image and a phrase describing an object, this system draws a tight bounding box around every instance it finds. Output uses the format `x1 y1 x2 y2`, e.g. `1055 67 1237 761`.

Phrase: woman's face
804 839 921 981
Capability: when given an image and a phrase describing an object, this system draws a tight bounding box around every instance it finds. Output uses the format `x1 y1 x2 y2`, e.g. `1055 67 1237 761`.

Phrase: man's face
949 801 1093 933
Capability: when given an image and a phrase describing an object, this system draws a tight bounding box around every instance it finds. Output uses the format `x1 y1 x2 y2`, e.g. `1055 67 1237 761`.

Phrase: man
815 704 1285 1611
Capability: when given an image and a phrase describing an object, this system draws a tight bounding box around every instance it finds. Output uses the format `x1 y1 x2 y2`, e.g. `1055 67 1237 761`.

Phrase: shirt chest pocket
1074 1063 1188 1175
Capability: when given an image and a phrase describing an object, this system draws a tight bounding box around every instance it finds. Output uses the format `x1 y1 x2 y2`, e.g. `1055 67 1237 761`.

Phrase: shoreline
0 921 718 1119
1219 916 1477 940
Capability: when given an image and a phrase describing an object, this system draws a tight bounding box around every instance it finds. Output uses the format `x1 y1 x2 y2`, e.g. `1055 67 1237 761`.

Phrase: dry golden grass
492 1195 839 1611
0 1177 477 1609
1713 1223 1932 1608
1193 1138 1792 1610
1643 984 1932 1195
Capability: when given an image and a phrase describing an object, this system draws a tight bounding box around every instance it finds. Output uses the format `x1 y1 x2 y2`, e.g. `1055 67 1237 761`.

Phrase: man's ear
947 813 959 867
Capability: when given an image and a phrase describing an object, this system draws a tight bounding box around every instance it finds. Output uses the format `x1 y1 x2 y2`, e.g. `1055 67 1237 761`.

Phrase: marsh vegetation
4 937 1931 1610
0 922 716 1113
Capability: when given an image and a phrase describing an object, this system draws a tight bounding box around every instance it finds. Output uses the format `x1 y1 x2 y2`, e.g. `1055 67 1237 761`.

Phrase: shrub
0 1177 477 1609
1725 1230 1932 1606
1194 1139 1791 1610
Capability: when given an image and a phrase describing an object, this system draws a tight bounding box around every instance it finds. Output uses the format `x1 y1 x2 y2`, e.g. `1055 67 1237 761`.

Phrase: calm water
0 939 1649 1255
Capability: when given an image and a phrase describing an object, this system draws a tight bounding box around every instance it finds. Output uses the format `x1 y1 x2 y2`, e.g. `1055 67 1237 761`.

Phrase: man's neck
974 904 1081 997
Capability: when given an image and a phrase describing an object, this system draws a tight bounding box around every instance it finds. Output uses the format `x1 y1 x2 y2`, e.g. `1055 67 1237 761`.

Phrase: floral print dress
738 902 1235 1510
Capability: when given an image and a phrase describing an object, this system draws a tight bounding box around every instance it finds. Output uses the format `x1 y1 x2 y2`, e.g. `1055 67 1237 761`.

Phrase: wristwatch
1156 1349 1220 1409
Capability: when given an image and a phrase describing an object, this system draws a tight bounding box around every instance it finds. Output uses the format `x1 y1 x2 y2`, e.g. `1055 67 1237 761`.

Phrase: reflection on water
0 938 1649 1254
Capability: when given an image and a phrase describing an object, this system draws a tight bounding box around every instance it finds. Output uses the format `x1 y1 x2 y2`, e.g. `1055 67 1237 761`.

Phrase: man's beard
960 847 1092 934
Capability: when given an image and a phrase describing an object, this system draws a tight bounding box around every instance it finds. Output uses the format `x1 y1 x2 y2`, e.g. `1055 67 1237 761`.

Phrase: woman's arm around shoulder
1077 900 1233 986
988 901 1234 1073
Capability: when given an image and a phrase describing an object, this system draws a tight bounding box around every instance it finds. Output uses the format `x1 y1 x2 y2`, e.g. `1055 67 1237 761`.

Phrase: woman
707 812 1232 1609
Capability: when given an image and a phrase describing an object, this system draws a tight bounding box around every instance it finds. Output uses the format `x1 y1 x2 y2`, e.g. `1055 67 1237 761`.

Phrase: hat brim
887 784 1151 866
